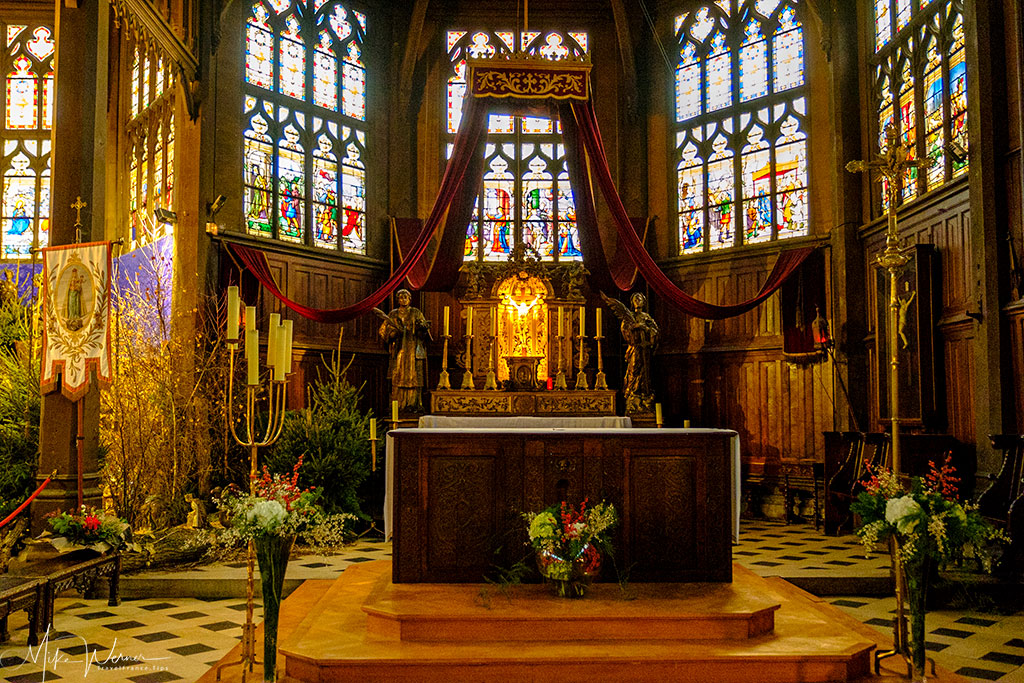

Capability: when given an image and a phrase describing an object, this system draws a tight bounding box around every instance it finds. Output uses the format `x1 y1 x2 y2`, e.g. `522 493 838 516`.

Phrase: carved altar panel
431 389 615 416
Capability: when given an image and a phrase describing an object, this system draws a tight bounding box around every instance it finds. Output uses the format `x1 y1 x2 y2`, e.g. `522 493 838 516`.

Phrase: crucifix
71 195 87 244
846 124 932 679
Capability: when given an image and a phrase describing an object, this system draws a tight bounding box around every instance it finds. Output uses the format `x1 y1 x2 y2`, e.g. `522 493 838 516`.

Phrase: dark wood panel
941 321 976 445
1007 305 1024 433
393 431 733 583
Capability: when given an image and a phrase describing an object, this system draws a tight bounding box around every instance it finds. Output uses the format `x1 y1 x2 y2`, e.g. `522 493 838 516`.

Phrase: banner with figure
40 241 112 400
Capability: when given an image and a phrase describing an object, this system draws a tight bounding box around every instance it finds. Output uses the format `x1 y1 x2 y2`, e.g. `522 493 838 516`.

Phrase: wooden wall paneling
940 320 976 444
1006 306 1024 433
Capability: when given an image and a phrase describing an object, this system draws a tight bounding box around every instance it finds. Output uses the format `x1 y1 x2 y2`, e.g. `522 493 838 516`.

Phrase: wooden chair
824 431 864 536
976 435 1024 521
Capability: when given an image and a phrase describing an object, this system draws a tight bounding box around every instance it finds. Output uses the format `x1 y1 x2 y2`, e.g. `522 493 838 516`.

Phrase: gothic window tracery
446 29 587 263
673 1 809 254
244 0 367 254
0 22 53 260
872 0 966 213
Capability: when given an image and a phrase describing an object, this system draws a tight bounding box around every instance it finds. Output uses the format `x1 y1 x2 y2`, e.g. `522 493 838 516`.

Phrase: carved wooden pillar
33 0 108 531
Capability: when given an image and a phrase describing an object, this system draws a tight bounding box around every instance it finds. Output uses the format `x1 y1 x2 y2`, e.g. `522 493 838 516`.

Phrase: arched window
124 38 175 249
872 0 966 213
446 30 588 263
0 23 53 260
243 1 367 254
674 1 808 254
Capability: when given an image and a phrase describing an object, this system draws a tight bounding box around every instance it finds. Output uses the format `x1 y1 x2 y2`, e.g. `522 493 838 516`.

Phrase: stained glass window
243 1 367 253
123 33 175 248
447 29 588 262
872 0 967 212
674 2 808 253
0 21 53 260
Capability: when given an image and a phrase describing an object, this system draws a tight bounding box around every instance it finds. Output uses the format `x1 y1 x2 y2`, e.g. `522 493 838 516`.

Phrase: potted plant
45 506 134 554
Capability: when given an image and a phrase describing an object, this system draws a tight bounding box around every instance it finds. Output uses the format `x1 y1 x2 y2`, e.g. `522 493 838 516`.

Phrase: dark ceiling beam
398 0 430 112
610 0 638 121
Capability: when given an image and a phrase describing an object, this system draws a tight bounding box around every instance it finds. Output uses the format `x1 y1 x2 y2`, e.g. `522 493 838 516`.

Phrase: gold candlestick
437 333 452 390
594 332 608 390
461 333 476 389
216 338 289 683
574 332 589 390
483 333 498 390
553 331 567 390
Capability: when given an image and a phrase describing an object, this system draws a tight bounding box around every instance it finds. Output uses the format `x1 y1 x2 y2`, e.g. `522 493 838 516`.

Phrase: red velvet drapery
231 84 812 323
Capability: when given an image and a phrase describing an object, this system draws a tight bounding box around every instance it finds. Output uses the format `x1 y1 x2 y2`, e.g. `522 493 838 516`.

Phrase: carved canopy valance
467 58 591 100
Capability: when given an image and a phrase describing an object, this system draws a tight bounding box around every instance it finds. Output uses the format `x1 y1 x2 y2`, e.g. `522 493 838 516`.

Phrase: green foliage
0 285 39 519
265 352 372 518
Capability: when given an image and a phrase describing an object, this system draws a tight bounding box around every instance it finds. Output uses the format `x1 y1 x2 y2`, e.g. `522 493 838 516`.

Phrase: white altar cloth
385 425 741 544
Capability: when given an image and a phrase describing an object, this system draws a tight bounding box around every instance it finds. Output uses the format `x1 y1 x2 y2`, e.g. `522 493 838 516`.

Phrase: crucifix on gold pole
71 196 87 245
846 124 930 679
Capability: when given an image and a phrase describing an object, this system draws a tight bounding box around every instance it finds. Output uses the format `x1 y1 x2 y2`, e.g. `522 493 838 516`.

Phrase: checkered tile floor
1 528 1020 682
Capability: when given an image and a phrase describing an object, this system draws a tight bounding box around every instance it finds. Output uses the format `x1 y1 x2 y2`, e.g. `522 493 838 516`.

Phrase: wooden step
278 560 877 683
362 571 779 641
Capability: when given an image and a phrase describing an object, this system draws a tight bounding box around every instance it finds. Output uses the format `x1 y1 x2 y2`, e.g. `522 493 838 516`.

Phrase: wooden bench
0 576 43 646
7 551 121 640
976 435 1024 572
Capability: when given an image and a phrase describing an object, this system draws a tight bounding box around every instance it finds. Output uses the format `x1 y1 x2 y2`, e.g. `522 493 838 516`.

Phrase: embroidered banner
468 59 590 100
40 241 112 400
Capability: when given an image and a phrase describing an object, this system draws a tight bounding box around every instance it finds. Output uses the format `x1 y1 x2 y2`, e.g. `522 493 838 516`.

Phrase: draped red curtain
231 87 812 323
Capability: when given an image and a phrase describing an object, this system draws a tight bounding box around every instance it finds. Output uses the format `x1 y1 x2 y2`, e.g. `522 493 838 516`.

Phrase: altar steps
276 560 880 683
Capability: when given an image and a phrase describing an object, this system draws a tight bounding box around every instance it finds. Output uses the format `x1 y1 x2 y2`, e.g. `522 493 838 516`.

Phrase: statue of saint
65 267 84 331
602 291 660 413
375 289 431 413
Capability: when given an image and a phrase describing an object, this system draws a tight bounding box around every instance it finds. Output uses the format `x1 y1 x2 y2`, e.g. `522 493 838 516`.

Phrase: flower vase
537 546 601 599
255 534 294 682
904 554 929 682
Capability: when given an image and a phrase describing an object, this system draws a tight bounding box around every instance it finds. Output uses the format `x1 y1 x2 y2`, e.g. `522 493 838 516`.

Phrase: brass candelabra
483 332 498 390
461 330 476 390
216 343 288 683
553 330 568 390
593 330 608 390
436 333 452 390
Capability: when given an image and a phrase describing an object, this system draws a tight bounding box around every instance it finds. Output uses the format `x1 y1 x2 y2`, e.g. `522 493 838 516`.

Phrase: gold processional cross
846 123 932 678
71 195 87 244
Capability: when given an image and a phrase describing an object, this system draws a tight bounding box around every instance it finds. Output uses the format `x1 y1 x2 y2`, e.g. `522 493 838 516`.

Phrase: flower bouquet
524 499 616 598
218 456 320 683
45 506 134 554
851 456 1002 680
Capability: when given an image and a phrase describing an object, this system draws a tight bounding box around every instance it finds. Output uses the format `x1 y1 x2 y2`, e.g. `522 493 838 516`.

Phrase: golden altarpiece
431 245 616 416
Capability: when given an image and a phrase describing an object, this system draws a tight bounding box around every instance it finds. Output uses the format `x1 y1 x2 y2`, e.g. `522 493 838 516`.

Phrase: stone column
32 0 108 532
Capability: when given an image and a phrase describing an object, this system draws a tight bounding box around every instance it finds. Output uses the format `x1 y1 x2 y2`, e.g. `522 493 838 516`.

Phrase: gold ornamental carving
468 59 591 100
535 393 614 414
433 393 511 414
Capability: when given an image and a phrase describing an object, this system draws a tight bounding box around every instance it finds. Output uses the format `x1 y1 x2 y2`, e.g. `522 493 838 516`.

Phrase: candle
557 306 563 337
283 319 294 374
272 321 286 382
596 307 602 337
579 306 585 337
466 306 473 337
491 307 497 337
683 419 691 429
443 305 450 336
245 305 255 332
655 403 663 426
227 286 240 340
392 400 399 423
370 418 377 441
246 329 259 385
268 313 281 371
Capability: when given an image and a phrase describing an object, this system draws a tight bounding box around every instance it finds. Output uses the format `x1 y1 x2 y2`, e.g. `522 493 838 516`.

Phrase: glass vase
255 534 295 682
904 553 929 682
536 545 601 599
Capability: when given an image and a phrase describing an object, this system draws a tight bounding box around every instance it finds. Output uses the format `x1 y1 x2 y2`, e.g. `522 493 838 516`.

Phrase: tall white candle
268 313 281 371
273 323 286 381
246 329 259 385
227 286 240 340
579 306 585 337
655 403 663 426
392 400 399 423
557 306 563 337
370 418 377 441
443 306 450 336
466 306 473 337
596 307 602 337
283 319 294 374
245 305 255 332
491 307 497 337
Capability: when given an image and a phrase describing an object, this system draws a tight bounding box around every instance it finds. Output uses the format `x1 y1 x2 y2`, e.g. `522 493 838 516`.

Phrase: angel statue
601 291 660 413
374 289 432 413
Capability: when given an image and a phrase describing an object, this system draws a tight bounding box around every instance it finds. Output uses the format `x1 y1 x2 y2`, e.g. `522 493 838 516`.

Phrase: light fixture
208 194 227 217
154 207 178 225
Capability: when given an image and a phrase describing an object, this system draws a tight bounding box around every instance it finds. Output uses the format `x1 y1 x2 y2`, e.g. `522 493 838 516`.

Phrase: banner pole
76 398 84 509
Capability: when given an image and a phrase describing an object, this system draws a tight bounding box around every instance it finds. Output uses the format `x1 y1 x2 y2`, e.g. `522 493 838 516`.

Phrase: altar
390 427 736 583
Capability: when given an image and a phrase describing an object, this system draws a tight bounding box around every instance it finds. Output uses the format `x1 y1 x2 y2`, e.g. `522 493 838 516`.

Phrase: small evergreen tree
0 280 39 518
266 349 372 518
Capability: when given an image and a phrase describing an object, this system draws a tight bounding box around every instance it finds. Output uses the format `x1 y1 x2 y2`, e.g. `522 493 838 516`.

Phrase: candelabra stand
483 334 498 390
553 332 568 390
574 333 589 390
216 345 288 683
460 333 476 390
593 332 608 390
369 433 378 472
436 333 452 390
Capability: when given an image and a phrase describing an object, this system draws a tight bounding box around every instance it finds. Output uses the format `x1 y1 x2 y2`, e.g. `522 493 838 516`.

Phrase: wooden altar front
391 428 734 583
430 389 616 416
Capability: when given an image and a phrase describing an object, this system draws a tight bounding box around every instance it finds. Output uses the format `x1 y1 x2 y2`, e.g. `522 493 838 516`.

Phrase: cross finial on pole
71 196 87 244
